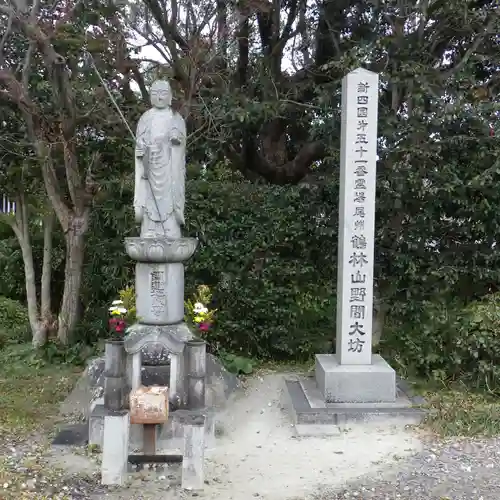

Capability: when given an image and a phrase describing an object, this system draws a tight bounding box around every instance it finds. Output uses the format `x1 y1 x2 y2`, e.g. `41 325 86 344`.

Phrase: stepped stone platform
283 374 426 436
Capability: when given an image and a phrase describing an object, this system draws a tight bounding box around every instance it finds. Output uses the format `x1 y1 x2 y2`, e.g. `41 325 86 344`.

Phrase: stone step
282 375 426 437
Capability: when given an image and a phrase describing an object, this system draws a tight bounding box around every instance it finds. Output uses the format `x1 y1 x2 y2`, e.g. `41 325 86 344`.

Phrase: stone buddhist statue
134 79 186 239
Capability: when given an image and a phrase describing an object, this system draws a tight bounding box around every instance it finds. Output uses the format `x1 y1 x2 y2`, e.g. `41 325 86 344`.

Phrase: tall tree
127 0 499 184
0 0 137 343
0 106 55 346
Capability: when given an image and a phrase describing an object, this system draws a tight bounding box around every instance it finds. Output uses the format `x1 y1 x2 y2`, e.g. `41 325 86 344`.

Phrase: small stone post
181 414 205 490
101 340 130 486
101 411 130 485
104 340 126 411
186 340 206 410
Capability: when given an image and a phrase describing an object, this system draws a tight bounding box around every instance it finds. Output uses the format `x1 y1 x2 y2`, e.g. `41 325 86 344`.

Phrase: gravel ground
313 437 500 500
2 433 500 499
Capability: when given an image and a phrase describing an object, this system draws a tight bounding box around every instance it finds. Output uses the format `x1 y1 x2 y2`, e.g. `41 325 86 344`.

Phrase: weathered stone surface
335 67 379 366
136 261 185 325
89 403 106 447
316 353 396 403
101 411 130 486
182 421 205 490
87 357 105 387
132 79 187 241
124 322 192 356
205 353 241 407
141 343 171 365
141 364 170 385
125 237 198 263
86 352 239 412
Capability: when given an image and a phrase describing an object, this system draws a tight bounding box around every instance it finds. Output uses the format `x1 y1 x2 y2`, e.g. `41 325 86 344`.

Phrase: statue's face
150 81 172 109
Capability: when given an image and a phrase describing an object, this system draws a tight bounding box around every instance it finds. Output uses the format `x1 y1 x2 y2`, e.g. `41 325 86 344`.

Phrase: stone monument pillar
124 79 198 407
283 69 423 436
315 68 396 403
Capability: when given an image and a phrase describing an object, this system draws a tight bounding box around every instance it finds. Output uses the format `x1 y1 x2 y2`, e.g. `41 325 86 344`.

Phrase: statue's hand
175 209 185 226
134 204 144 224
170 136 181 146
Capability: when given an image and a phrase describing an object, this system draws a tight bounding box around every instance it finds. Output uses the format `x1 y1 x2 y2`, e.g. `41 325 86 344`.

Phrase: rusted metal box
129 386 169 424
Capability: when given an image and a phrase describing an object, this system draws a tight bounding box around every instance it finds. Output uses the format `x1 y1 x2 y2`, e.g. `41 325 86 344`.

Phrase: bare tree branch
443 12 499 79
0 9 14 68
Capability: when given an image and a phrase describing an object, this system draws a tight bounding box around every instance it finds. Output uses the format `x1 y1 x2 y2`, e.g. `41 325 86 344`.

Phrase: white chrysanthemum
193 302 205 312
109 306 128 314
112 300 124 305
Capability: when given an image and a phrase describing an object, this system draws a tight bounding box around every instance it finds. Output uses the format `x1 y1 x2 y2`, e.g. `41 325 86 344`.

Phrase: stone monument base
124 322 193 355
282 353 426 436
282 373 425 436
316 354 395 403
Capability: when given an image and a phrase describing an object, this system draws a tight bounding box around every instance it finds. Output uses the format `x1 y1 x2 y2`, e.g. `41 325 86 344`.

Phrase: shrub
85 179 338 359
184 180 339 359
382 293 500 391
452 293 500 390
0 296 31 345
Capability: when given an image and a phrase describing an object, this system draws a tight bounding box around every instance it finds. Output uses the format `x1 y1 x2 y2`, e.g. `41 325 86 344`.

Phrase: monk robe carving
134 80 186 239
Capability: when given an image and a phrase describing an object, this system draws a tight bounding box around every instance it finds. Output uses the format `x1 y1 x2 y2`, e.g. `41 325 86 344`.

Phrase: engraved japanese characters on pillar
150 266 166 319
336 68 379 365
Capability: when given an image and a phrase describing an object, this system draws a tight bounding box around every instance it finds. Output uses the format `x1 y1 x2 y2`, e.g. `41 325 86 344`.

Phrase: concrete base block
316 353 396 403
90 405 216 453
157 409 216 452
101 411 130 486
182 421 205 490
88 401 105 447
282 375 425 436
90 403 144 451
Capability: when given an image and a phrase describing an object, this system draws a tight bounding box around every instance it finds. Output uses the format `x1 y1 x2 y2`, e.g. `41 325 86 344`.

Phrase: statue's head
150 80 172 109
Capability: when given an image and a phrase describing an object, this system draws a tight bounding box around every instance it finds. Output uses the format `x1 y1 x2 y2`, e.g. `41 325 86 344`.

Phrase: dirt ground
43 373 422 499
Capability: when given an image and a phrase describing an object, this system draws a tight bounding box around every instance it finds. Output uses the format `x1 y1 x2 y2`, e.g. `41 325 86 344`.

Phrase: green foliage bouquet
185 285 217 334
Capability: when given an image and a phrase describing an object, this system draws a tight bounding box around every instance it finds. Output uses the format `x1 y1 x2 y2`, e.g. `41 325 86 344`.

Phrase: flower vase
104 339 127 411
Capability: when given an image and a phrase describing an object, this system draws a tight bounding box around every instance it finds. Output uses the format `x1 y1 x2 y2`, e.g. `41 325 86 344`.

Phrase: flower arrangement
107 286 137 340
185 285 216 334
107 284 215 339
108 299 128 340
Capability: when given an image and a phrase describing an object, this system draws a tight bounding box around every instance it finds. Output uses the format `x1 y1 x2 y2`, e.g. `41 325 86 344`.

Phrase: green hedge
184 180 339 359
79 179 340 358
3 174 500 371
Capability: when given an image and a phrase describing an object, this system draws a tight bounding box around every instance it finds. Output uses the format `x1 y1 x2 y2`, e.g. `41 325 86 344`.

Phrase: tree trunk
57 214 88 345
10 196 46 347
17 231 41 345
39 211 54 341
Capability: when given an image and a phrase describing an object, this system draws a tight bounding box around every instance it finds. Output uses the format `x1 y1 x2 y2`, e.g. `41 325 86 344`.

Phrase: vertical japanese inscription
150 266 166 318
348 79 370 355
336 68 379 365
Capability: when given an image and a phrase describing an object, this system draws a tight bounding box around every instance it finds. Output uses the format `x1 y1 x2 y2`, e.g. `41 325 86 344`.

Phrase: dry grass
0 344 83 499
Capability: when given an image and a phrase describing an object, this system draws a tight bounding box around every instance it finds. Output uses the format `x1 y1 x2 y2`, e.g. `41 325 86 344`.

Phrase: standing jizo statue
134 80 186 239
